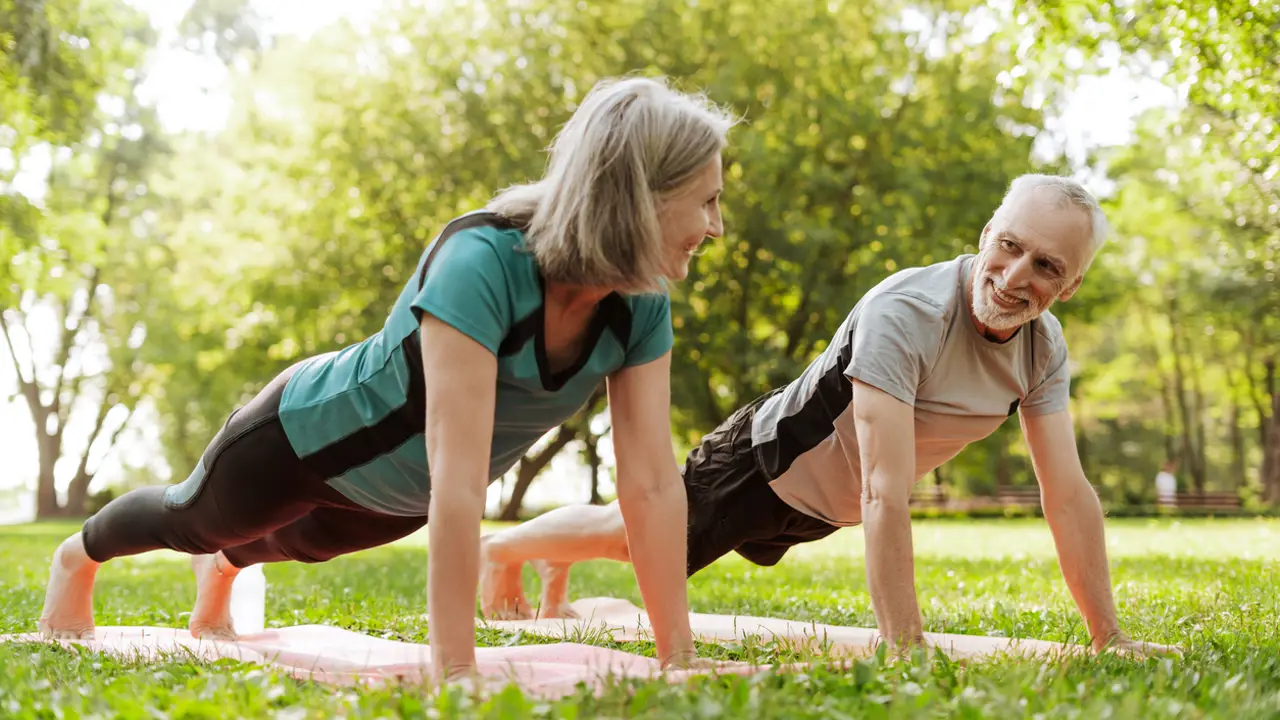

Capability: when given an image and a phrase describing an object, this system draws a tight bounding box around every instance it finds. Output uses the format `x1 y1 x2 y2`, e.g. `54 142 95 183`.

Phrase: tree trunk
498 426 579 521
585 432 603 505
36 460 61 518
1262 359 1280 505
35 419 64 518
1167 300 1203 492
1160 374 1178 464
1190 350 1208 492
1230 403 1246 492
1142 305 1178 462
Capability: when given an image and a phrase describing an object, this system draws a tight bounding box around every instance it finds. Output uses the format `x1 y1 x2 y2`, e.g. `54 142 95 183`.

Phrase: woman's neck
544 281 612 317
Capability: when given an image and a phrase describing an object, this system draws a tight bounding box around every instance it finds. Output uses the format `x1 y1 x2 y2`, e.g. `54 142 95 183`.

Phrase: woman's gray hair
992 174 1110 270
488 76 737 294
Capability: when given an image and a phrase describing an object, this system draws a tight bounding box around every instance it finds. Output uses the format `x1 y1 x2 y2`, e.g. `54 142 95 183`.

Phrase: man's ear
979 222 993 249
1058 274 1084 302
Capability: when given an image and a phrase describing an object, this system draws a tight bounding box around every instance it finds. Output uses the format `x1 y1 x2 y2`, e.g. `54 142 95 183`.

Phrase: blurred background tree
2 0 1275 519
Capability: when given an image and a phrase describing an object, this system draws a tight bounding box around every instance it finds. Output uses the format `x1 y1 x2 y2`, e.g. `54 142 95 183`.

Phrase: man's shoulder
1031 307 1069 359
856 255 969 323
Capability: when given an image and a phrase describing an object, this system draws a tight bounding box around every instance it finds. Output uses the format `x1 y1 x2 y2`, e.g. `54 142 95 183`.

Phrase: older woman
37 76 735 681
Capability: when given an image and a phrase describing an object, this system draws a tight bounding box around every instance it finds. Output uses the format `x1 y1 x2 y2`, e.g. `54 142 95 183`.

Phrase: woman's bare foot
38 532 100 639
189 553 239 640
478 536 533 620
532 560 579 619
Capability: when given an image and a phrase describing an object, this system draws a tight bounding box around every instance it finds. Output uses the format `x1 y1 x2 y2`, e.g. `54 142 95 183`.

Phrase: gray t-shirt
750 254 1071 526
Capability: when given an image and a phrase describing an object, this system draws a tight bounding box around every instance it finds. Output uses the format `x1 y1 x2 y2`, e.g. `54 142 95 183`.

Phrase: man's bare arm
853 378 925 652
1022 409 1179 656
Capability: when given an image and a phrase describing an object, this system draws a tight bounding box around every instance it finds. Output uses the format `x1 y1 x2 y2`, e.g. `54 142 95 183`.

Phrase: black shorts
684 390 841 576
81 362 428 567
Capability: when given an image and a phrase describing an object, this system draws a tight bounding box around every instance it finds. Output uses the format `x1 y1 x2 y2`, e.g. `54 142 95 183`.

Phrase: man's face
971 188 1094 332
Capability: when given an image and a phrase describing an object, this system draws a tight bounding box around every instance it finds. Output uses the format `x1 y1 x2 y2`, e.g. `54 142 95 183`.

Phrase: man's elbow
1041 475 1102 517
862 480 911 516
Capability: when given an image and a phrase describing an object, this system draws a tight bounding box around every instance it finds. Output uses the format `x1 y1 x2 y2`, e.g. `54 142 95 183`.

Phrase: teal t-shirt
276 212 674 516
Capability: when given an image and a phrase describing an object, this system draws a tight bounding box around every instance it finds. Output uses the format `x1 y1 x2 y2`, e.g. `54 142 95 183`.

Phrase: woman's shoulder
617 286 672 335
434 212 527 256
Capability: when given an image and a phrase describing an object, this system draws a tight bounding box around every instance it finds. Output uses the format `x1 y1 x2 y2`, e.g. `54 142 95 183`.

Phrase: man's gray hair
488 76 737 294
992 174 1110 270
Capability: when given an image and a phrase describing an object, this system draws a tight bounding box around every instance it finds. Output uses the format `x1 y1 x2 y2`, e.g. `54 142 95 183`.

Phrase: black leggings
81 363 428 568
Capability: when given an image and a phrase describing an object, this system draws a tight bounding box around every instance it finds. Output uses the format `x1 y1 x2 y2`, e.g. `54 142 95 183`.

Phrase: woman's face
656 154 724 281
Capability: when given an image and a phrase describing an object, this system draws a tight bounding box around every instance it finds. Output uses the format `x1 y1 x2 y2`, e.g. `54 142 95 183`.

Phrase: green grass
3 517 1280 718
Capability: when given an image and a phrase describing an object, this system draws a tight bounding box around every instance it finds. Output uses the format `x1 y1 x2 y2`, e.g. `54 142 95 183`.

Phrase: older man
479 174 1168 657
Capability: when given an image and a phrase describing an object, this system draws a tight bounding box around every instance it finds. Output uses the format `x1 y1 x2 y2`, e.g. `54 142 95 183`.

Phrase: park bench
1159 491 1242 511
996 485 1041 508
910 485 949 508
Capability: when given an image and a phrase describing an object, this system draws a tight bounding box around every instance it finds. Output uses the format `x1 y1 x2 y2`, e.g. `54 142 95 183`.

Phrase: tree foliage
5 0 1278 516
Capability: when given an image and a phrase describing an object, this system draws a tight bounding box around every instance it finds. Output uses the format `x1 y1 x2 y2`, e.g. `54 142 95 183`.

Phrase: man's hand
876 633 930 659
1022 409 1143 657
1093 633 1184 659
852 379 926 651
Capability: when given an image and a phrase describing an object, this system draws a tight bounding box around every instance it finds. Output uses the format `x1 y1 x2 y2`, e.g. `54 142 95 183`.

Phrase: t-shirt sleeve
409 230 511 355
842 292 944 406
1020 339 1071 416
623 292 674 368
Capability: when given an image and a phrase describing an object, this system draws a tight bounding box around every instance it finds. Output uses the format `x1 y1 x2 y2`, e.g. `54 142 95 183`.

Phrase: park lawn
2 518 1279 718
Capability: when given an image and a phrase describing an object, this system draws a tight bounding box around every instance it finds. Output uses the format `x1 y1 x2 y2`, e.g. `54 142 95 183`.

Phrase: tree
2 0 166 517
133 0 1063 504
1015 0 1280 503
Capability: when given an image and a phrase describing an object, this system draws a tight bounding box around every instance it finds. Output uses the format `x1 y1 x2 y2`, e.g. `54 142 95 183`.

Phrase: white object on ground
229 563 266 635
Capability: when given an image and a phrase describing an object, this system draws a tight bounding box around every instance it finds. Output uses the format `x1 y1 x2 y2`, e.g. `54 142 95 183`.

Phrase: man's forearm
1042 482 1123 648
618 473 695 664
862 493 925 649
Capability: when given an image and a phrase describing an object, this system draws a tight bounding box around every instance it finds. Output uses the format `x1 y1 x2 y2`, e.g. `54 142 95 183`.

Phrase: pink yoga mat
3 598 1077 698
482 597 1081 660
0 623 772 698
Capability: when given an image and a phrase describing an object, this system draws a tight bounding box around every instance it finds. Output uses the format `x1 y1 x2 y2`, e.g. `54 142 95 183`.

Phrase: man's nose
1004 254 1034 287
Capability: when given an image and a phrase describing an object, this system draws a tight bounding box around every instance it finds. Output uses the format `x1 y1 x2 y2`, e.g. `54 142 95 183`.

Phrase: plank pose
36 76 736 680
481 174 1175 657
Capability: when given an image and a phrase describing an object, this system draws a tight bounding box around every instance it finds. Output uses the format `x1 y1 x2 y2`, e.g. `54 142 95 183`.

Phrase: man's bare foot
189 553 239 641
532 560 579 619
38 532 101 640
479 536 533 620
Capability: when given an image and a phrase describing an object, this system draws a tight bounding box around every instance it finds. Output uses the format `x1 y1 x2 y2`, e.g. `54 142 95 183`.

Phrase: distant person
1155 460 1179 508
480 174 1178 659
36 76 736 682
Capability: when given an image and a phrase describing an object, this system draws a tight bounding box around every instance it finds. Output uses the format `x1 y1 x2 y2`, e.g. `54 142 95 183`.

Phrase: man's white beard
972 273 1042 331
